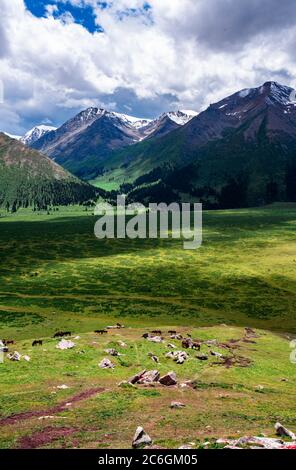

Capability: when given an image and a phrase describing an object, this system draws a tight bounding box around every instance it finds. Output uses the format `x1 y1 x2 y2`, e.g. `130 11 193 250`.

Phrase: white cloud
0 0 296 134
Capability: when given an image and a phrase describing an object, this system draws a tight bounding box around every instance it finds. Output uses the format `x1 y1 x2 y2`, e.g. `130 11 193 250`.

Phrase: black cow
151 330 162 335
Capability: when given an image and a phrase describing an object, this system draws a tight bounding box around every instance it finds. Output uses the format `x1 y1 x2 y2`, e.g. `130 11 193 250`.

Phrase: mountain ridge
93 81 296 207
26 108 197 180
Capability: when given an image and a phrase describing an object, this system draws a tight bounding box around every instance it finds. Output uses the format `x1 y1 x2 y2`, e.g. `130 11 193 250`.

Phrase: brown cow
32 340 43 347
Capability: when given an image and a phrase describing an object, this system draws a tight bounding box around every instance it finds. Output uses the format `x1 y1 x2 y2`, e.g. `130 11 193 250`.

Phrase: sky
1 0 296 135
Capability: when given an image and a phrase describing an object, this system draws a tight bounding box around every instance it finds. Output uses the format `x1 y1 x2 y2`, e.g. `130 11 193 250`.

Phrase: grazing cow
94 329 108 335
32 340 43 347
53 331 71 338
168 330 177 335
151 330 162 335
142 333 150 339
192 341 201 351
3 340 14 346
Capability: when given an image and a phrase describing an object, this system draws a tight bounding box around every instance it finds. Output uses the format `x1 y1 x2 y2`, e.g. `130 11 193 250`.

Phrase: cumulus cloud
0 0 296 134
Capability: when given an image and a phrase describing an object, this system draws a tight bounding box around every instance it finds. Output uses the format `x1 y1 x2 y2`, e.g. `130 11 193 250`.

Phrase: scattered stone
7 351 21 361
275 422 296 440
210 350 223 358
56 384 70 390
74 336 80 340
23 355 31 362
159 371 177 386
147 336 164 343
205 339 217 346
166 350 188 364
138 370 160 384
202 441 210 448
179 383 189 389
196 354 208 361
128 370 146 384
56 339 75 350
99 358 115 369
171 334 182 340
148 353 159 363
118 341 127 348
38 416 55 420
170 401 185 409
179 444 193 449
255 385 264 392
132 426 152 449
107 324 125 329
216 436 284 449
165 352 175 359
105 348 121 357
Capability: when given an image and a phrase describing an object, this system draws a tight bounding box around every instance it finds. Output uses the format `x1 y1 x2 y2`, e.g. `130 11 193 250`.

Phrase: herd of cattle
1 323 126 351
1 323 213 357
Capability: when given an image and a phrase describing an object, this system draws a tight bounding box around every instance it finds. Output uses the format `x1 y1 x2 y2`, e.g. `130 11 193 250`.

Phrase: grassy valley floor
0 204 296 448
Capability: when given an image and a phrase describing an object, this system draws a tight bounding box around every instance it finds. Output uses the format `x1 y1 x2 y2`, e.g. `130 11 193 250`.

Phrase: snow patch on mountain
239 89 251 98
4 133 21 140
166 110 197 125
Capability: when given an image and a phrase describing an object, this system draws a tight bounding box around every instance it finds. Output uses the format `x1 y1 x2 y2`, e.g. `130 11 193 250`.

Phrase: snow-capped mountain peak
21 125 57 145
165 110 198 125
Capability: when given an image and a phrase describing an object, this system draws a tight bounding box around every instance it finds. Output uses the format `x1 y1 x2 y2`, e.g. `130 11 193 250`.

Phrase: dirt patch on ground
17 426 77 449
0 387 105 426
215 355 253 368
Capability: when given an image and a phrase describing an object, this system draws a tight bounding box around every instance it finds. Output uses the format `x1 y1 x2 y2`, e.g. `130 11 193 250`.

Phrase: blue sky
24 0 102 33
0 0 296 135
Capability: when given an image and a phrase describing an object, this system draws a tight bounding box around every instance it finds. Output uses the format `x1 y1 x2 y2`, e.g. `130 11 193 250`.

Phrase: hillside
0 133 97 211
93 82 296 207
1 205 296 448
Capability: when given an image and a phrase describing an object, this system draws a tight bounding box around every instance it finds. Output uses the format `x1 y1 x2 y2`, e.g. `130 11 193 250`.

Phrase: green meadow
0 204 296 448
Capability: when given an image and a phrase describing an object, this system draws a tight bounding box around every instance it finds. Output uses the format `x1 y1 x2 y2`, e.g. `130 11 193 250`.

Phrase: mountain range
0 133 98 211
91 81 296 207
27 109 197 180
9 81 296 209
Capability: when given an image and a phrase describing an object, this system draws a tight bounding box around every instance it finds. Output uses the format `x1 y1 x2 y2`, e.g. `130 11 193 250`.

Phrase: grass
0 203 296 448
